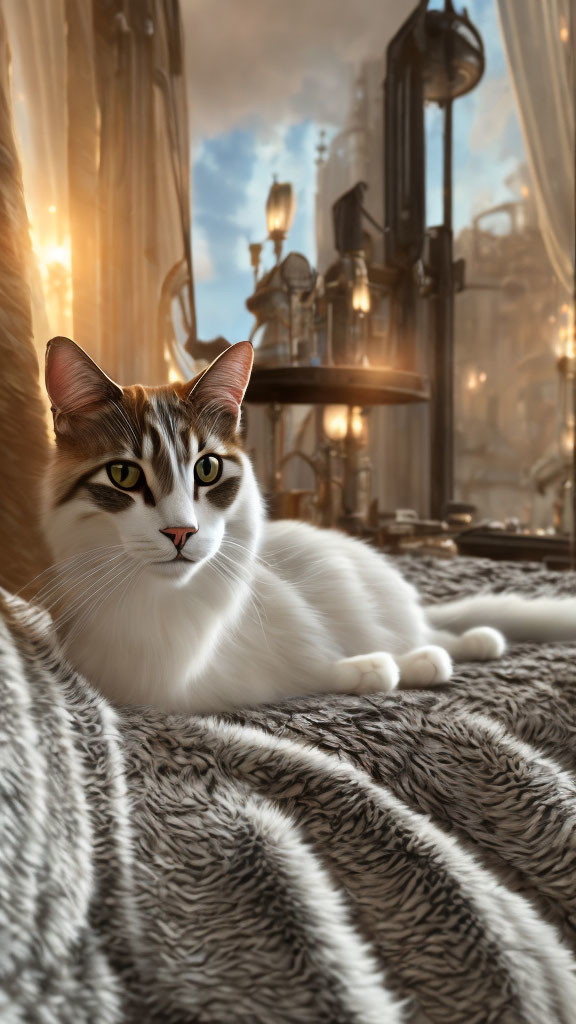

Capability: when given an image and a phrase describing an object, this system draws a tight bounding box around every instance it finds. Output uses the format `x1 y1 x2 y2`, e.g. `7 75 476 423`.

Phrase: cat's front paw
397 645 453 688
333 653 400 696
458 626 506 661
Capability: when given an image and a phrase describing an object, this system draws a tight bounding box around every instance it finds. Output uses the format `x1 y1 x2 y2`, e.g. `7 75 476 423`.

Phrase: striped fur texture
2 556 576 1023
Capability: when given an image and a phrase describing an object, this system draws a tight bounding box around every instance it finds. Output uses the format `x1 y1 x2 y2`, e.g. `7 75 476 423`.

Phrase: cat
41 336 576 712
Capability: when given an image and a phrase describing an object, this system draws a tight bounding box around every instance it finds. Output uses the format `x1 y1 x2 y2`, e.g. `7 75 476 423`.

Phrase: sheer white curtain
3 0 66 366
3 0 193 385
497 0 575 296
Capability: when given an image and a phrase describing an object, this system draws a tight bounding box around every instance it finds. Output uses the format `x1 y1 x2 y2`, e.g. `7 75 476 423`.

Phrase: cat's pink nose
160 526 198 550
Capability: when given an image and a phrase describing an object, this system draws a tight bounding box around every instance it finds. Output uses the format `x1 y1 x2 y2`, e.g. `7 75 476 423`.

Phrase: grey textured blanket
2 557 576 1024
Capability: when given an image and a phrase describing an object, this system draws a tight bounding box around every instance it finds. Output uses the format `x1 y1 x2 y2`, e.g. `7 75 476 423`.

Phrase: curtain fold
497 0 575 296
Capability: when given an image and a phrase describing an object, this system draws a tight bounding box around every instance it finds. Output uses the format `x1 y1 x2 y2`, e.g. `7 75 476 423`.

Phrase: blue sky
191 0 526 343
192 120 318 343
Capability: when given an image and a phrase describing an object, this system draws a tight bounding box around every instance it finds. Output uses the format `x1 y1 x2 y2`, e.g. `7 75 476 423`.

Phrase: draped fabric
497 0 575 296
0 1 50 593
4 0 195 386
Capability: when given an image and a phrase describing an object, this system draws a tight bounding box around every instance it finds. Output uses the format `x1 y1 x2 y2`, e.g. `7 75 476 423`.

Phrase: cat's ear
187 341 253 425
45 336 122 426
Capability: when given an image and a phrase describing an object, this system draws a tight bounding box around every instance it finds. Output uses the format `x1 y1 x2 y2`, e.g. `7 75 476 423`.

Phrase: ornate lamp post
351 259 371 364
384 0 485 520
421 0 485 520
265 178 296 263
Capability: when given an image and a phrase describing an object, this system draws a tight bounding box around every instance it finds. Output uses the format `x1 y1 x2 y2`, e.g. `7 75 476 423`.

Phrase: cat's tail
425 593 576 643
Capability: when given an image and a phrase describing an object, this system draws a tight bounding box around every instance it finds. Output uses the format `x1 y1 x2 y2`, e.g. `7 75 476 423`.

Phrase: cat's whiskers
220 541 277 581
53 555 133 635
32 545 125 594
56 564 136 652
210 550 268 640
51 561 132 634
17 544 126 599
33 563 124 617
221 536 270 566
36 550 127 611
64 557 144 652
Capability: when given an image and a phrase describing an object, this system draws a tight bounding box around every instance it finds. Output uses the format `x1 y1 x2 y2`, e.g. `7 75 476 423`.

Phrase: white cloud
230 121 321 273
468 76 516 152
181 0 407 140
192 226 215 281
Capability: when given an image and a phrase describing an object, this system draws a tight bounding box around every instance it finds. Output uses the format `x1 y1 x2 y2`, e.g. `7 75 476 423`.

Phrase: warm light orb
265 179 296 240
45 242 71 267
556 303 575 359
323 405 364 442
466 369 487 391
29 228 73 333
352 277 371 314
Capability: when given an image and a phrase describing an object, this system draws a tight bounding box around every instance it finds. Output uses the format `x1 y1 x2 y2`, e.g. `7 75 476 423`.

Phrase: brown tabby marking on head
52 382 243 509
84 483 135 513
206 477 241 510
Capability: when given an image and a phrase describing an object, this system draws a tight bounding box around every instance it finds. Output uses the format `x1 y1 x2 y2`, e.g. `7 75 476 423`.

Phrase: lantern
352 277 371 315
266 179 296 262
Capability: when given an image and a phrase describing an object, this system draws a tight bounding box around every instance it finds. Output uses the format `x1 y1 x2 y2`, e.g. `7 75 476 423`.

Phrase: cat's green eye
106 461 142 490
194 454 223 487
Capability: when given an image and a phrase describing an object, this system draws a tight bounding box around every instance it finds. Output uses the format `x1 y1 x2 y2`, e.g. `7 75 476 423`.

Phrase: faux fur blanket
2 556 576 1024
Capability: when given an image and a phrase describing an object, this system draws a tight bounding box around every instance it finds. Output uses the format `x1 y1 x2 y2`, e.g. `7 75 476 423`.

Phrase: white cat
41 336 576 712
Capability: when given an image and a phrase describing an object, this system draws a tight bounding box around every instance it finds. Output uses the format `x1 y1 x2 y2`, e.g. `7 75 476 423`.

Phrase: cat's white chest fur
61 562 246 708
57 520 434 712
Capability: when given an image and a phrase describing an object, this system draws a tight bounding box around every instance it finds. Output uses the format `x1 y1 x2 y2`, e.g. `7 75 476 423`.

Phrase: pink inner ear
190 341 253 414
46 337 120 414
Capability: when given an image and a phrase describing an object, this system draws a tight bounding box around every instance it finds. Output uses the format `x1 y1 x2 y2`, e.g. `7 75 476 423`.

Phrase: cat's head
43 336 261 585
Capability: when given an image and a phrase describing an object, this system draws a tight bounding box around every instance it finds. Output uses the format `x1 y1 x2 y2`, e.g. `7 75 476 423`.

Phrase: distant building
453 172 564 523
316 58 385 272
316 54 566 526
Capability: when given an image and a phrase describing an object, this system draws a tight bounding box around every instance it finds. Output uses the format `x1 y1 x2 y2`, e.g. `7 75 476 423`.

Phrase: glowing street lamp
323 405 365 443
266 178 296 263
352 277 371 315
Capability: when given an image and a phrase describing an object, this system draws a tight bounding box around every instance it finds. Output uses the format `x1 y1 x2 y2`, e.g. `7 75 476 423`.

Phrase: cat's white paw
397 645 453 688
457 626 506 661
333 653 400 695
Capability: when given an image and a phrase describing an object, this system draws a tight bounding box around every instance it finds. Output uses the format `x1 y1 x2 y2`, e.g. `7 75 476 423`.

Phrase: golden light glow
48 204 56 213
561 426 574 455
556 303 576 359
168 366 182 383
560 16 569 42
46 242 70 267
30 229 73 333
466 369 487 391
352 277 371 314
323 405 364 442
265 180 296 238
520 185 530 198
